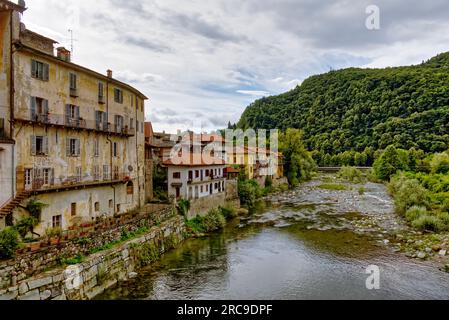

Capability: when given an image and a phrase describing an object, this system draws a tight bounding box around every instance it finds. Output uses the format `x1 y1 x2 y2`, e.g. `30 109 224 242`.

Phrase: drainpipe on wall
105 78 116 215
9 10 15 199
135 97 141 208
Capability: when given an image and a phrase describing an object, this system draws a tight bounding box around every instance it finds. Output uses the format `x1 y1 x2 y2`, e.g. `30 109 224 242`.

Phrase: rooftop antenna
68 29 77 59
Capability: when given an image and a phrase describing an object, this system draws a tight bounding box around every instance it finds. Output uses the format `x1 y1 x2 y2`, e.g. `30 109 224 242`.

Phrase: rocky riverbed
261 174 449 273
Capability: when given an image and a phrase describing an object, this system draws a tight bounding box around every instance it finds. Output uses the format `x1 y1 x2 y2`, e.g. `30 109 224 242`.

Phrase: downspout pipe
135 97 141 208
105 79 116 215
9 10 15 199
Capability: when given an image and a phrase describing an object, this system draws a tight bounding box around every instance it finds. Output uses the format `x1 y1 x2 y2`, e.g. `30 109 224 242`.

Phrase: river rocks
439 250 447 257
425 247 432 254
432 245 442 252
417 252 427 259
128 272 138 279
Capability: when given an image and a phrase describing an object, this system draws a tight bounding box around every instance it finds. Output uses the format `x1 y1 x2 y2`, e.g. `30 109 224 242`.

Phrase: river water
98 176 449 300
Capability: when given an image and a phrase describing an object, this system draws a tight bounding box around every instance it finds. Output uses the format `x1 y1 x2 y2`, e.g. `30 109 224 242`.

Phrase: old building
0 0 147 234
164 157 226 200
226 146 284 182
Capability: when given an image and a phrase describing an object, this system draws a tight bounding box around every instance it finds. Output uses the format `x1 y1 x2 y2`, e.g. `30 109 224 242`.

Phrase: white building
164 159 226 200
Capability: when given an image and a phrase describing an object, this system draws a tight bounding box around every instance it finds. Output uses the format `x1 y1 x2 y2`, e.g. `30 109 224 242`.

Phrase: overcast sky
16 0 449 132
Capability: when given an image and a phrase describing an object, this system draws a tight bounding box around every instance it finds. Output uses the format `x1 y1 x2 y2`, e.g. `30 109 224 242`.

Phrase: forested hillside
237 52 449 165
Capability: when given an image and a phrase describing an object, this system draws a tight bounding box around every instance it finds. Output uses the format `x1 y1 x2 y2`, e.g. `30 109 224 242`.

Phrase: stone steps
0 192 31 216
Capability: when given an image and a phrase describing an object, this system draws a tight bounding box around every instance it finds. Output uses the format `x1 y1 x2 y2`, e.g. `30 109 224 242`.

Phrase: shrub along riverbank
372 146 449 233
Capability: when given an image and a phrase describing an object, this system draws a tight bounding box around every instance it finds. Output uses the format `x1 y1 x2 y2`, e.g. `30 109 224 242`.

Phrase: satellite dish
128 165 134 172
18 0 26 8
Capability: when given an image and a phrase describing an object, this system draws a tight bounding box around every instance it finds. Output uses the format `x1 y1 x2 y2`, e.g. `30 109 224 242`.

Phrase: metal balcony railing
17 113 136 137
20 171 133 193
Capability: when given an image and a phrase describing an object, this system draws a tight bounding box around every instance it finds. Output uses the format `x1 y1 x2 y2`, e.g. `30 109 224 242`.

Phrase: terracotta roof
22 29 58 44
224 167 240 174
0 0 26 13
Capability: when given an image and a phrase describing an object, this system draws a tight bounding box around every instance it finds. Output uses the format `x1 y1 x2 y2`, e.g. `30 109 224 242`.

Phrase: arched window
127 181 134 195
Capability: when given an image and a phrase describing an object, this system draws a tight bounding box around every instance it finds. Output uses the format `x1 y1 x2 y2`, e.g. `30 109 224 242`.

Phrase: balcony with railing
15 113 136 137
19 170 133 194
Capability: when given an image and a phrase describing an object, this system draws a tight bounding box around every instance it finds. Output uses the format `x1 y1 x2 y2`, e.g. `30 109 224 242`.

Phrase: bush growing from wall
0 227 20 259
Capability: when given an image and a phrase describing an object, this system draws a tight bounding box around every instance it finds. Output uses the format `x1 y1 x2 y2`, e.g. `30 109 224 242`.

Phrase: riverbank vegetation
185 206 237 235
370 145 449 232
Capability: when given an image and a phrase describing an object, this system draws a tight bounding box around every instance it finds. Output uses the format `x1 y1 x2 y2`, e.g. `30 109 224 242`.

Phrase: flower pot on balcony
30 242 41 252
49 238 60 246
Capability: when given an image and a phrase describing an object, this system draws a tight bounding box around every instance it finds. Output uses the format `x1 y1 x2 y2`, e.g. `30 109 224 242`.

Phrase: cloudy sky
16 0 449 132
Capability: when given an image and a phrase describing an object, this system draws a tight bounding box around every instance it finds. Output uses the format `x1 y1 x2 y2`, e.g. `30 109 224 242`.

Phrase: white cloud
236 90 271 97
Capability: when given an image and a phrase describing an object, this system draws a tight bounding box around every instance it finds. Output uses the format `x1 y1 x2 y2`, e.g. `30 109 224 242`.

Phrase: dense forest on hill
237 52 449 165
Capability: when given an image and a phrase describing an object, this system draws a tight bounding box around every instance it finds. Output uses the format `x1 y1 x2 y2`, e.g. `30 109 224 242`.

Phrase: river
97 175 449 300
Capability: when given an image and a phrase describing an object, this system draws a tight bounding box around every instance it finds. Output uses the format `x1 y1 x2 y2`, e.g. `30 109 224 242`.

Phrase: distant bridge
317 167 373 173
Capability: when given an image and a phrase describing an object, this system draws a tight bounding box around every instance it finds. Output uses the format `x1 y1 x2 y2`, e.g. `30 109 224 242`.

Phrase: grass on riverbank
318 184 348 191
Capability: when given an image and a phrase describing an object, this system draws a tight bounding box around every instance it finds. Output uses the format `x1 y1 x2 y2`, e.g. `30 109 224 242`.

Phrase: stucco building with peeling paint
0 0 147 234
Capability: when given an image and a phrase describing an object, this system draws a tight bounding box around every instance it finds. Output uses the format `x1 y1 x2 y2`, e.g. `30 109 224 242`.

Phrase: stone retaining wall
0 215 186 300
188 192 227 219
0 204 173 290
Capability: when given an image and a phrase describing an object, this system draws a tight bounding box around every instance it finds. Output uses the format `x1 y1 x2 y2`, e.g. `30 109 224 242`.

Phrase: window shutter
50 168 55 185
103 112 108 130
31 60 37 77
30 97 36 118
76 139 80 156
31 136 36 156
66 138 70 156
43 63 49 81
65 104 70 119
75 106 80 120
95 111 100 127
43 136 49 155
43 99 49 115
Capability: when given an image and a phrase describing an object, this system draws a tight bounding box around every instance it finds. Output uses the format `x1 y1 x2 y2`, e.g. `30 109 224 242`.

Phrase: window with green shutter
31 60 49 81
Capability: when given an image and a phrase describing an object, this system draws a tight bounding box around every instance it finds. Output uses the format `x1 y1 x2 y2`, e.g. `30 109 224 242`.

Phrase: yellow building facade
0 1 147 234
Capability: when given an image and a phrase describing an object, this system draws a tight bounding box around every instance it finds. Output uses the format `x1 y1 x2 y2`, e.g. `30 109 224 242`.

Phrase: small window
93 165 100 181
109 200 113 208
76 167 82 182
113 142 118 157
173 172 181 179
67 138 80 157
103 165 110 180
195 170 199 178
200 186 203 193
205 170 210 177
95 202 100 212
69 73 77 90
0 118 4 137
31 135 49 156
94 139 100 157
31 60 49 81
116 204 121 213
98 82 105 102
114 88 123 103
52 215 62 228
71 203 77 216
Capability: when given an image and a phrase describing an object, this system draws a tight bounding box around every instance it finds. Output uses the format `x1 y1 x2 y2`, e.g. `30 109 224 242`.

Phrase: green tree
373 145 408 181
280 129 316 186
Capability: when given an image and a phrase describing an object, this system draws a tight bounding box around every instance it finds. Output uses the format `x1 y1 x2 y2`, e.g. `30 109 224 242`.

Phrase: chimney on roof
56 47 71 62
107 69 113 78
